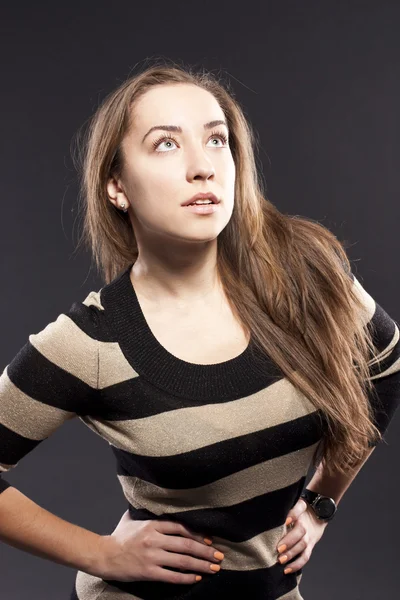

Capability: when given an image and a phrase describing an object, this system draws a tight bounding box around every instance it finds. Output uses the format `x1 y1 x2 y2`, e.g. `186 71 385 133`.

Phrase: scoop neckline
128 265 252 367
101 263 277 399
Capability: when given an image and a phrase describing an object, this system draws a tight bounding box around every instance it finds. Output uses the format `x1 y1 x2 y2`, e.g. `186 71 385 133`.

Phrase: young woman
0 61 398 600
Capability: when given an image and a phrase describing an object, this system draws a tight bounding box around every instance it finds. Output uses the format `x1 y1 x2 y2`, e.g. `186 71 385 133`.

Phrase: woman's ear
106 177 129 211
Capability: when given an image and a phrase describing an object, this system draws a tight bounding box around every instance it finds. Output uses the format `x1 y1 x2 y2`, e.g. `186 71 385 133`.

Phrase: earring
120 202 128 213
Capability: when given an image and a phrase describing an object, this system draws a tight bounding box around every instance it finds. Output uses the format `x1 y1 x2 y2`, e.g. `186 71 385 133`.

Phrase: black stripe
368 370 400 435
367 300 398 354
113 411 323 489
127 476 306 542
0 421 42 464
367 307 400 377
7 341 98 415
0 477 12 493
368 338 400 378
67 300 112 343
95 373 284 421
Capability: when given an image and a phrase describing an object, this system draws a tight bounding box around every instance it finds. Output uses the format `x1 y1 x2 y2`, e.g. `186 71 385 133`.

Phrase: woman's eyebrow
141 119 228 144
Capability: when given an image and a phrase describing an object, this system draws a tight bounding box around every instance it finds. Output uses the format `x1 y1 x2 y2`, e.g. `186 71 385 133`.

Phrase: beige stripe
29 314 99 388
0 368 75 440
196 521 297 572
352 276 376 324
98 340 138 388
369 322 400 380
118 442 319 515
75 570 107 599
82 290 104 311
75 522 304 582
82 377 317 456
75 570 144 599
75 538 302 596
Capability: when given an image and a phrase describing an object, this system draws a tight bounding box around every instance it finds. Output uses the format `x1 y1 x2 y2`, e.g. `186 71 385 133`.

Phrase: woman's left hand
276 498 329 574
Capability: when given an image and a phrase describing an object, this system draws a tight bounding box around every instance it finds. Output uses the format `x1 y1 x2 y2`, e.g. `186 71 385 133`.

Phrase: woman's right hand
92 510 224 585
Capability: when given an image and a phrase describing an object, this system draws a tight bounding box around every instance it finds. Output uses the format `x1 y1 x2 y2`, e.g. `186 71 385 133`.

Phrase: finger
277 537 307 566
277 520 307 553
282 547 311 574
161 534 224 564
157 548 222 575
155 521 211 546
150 565 204 585
287 499 308 524
279 500 307 541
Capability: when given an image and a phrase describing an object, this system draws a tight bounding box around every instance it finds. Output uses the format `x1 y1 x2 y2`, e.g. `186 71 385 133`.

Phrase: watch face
316 498 335 519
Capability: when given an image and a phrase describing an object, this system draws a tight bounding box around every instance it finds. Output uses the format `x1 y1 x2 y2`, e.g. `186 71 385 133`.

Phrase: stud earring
120 202 128 213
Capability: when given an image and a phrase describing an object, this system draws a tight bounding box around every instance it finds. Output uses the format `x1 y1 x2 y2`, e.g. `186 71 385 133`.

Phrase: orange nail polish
195 575 202 582
277 544 287 553
284 567 293 574
279 555 288 564
285 517 293 526
210 564 221 572
214 551 224 560
204 538 213 545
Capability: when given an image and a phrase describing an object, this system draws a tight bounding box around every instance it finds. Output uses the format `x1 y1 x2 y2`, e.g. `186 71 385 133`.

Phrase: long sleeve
0 296 100 494
351 274 400 445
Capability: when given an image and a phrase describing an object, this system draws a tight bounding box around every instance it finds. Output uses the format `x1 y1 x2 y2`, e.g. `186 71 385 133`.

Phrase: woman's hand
276 498 329 574
92 510 224 585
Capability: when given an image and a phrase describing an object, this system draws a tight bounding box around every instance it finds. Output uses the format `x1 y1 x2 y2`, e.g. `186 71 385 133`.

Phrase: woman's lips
182 203 220 214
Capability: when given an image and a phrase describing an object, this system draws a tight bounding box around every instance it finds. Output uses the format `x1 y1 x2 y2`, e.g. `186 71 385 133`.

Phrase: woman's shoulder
19 287 107 393
57 287 106 341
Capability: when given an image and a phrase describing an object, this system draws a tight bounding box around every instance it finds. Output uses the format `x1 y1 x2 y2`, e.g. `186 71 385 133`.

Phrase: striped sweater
0 264 399 600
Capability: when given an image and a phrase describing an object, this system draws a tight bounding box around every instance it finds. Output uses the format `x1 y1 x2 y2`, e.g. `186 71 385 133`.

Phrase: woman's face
107 83 236 249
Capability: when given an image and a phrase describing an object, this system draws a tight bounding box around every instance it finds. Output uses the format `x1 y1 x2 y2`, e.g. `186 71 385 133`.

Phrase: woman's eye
153 136 177 152
152 132 228 153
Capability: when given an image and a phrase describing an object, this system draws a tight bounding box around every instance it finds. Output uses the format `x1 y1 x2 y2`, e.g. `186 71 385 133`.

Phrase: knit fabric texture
1 265 399 599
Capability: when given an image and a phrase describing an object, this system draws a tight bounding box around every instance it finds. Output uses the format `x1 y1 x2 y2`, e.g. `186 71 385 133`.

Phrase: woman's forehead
131 84 223 131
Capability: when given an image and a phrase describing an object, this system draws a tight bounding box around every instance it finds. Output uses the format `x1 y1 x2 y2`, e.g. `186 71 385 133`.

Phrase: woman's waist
127 503 289 571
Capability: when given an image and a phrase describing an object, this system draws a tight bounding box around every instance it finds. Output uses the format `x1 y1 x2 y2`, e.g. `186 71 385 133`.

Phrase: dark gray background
1 1 399 597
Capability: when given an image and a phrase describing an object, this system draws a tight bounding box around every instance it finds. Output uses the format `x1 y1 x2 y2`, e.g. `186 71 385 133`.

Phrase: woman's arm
306 445 376 506
275 446 378 574
0 486 105 576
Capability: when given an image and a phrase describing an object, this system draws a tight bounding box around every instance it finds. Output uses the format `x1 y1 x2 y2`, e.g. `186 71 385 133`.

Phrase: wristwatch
300 489 337 522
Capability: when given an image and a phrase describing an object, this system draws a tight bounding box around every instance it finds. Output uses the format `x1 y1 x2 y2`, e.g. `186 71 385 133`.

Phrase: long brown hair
73 58 382 477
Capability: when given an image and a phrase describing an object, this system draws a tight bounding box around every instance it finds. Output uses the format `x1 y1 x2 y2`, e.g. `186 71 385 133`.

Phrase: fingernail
277 544 287 553
210 564 221 572
284 567 293 574
214 551 224 560
195 575 202 582
285 517 293 526
204 538 213 545
279 554 288 564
